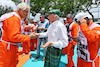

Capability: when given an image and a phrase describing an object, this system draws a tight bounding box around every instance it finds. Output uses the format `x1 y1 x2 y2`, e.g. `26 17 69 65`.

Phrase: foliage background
0 5 13 16
10 0 100 21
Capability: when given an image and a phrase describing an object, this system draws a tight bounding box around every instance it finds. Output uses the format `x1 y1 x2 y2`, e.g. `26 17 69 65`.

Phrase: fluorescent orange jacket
77 21 100 67
0 11 30 67
79 21 100 60
63 21 79 67
2 11 30 43
65 21 79 46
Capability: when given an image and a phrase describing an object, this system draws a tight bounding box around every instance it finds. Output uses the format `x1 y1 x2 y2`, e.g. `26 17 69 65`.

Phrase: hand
79 18 86 24
71 45 75 49
35 33 40 36
41 42 53 48
27 26 32 31
72 37 79 42
43 28 47 30
37 27 42 30
37 27 47 30
30 32 39 39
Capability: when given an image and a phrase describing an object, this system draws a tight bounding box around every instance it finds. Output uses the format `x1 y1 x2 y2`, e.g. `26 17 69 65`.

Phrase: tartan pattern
44 46 62 67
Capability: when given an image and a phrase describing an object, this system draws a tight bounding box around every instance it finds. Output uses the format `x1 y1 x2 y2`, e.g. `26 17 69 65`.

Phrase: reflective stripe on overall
77 23 100 67
65 22 75 42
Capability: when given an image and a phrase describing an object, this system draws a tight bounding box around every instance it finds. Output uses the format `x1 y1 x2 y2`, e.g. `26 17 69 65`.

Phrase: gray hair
66 14 73 18
40 15 45 18
17 3 30 11
53 14 60 20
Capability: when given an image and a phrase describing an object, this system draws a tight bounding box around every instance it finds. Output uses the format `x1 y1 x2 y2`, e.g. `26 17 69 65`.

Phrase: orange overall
0 11 30 67
22 41 30 53
30 25 38 50
22 24 31 54
77 21 100 67
30 38 38 50
62 21 79 67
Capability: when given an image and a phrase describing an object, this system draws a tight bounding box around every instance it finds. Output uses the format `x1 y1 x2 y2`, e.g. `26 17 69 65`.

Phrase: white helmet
75 12 90 22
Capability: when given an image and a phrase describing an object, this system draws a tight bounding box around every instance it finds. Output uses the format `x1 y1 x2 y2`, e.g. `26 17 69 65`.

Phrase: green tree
0 5 13 16
30 0 76 17
12 0 21 5
80 0 100 21
30 0 95 17
12 0 99 20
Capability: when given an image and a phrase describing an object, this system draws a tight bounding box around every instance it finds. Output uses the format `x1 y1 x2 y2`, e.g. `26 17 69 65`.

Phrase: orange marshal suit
77 21 100 67
0 11 30 67
62 21 79 67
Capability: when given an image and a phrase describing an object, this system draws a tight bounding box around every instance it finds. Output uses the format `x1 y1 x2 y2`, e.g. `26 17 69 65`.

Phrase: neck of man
68 20 73 24
51 19 57 23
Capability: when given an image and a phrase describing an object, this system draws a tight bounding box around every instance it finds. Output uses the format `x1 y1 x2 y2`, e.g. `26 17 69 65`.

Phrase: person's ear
19 8 22 11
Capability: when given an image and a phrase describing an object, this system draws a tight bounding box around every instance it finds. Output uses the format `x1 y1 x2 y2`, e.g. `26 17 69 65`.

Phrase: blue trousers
36 38 47 57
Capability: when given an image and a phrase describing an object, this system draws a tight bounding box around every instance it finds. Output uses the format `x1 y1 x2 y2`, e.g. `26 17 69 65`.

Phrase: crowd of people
0 2 99 67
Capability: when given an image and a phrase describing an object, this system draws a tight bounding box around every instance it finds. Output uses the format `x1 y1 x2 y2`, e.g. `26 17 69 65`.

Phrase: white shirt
38 19 49 33
39 20 68 49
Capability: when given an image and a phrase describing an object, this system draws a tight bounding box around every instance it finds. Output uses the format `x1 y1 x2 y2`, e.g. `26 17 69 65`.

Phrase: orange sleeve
72 23 79 46
5 16 30 42
24 26 28 31
80 23 100 42
24 24 34 32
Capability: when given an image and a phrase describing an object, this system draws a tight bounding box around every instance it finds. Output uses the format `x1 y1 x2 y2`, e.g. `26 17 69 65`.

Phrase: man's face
66 17 73 23
76 21 81 25
48 13 55 23
19 7 29 18
84 18 90 25
40 16 45 22
33 22 37 26
84 18 88 22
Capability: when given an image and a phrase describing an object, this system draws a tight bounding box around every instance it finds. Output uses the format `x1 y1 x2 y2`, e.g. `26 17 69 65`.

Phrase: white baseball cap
33 20 38 22
75 12 90 21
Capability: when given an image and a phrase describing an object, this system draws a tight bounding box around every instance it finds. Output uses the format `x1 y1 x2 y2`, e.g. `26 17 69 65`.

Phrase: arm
79 18 100 42
37 27 48 30
24 25 32 32
38 23 49 38
39 32 48 38
7 17 30 42
71 23 79 46
80 23 100 42
37 22 49 30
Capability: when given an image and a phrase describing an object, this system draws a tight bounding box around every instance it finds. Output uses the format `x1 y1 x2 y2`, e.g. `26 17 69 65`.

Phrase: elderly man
62 14 79 67
0 3 38 67
74 13 100 67
36 9 68 67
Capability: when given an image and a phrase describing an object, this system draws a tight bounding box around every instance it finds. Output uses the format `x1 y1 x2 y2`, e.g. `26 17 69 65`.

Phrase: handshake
30 32 40 39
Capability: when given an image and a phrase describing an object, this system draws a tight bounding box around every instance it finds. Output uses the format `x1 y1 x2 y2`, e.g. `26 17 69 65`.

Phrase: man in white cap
74 12 100 67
